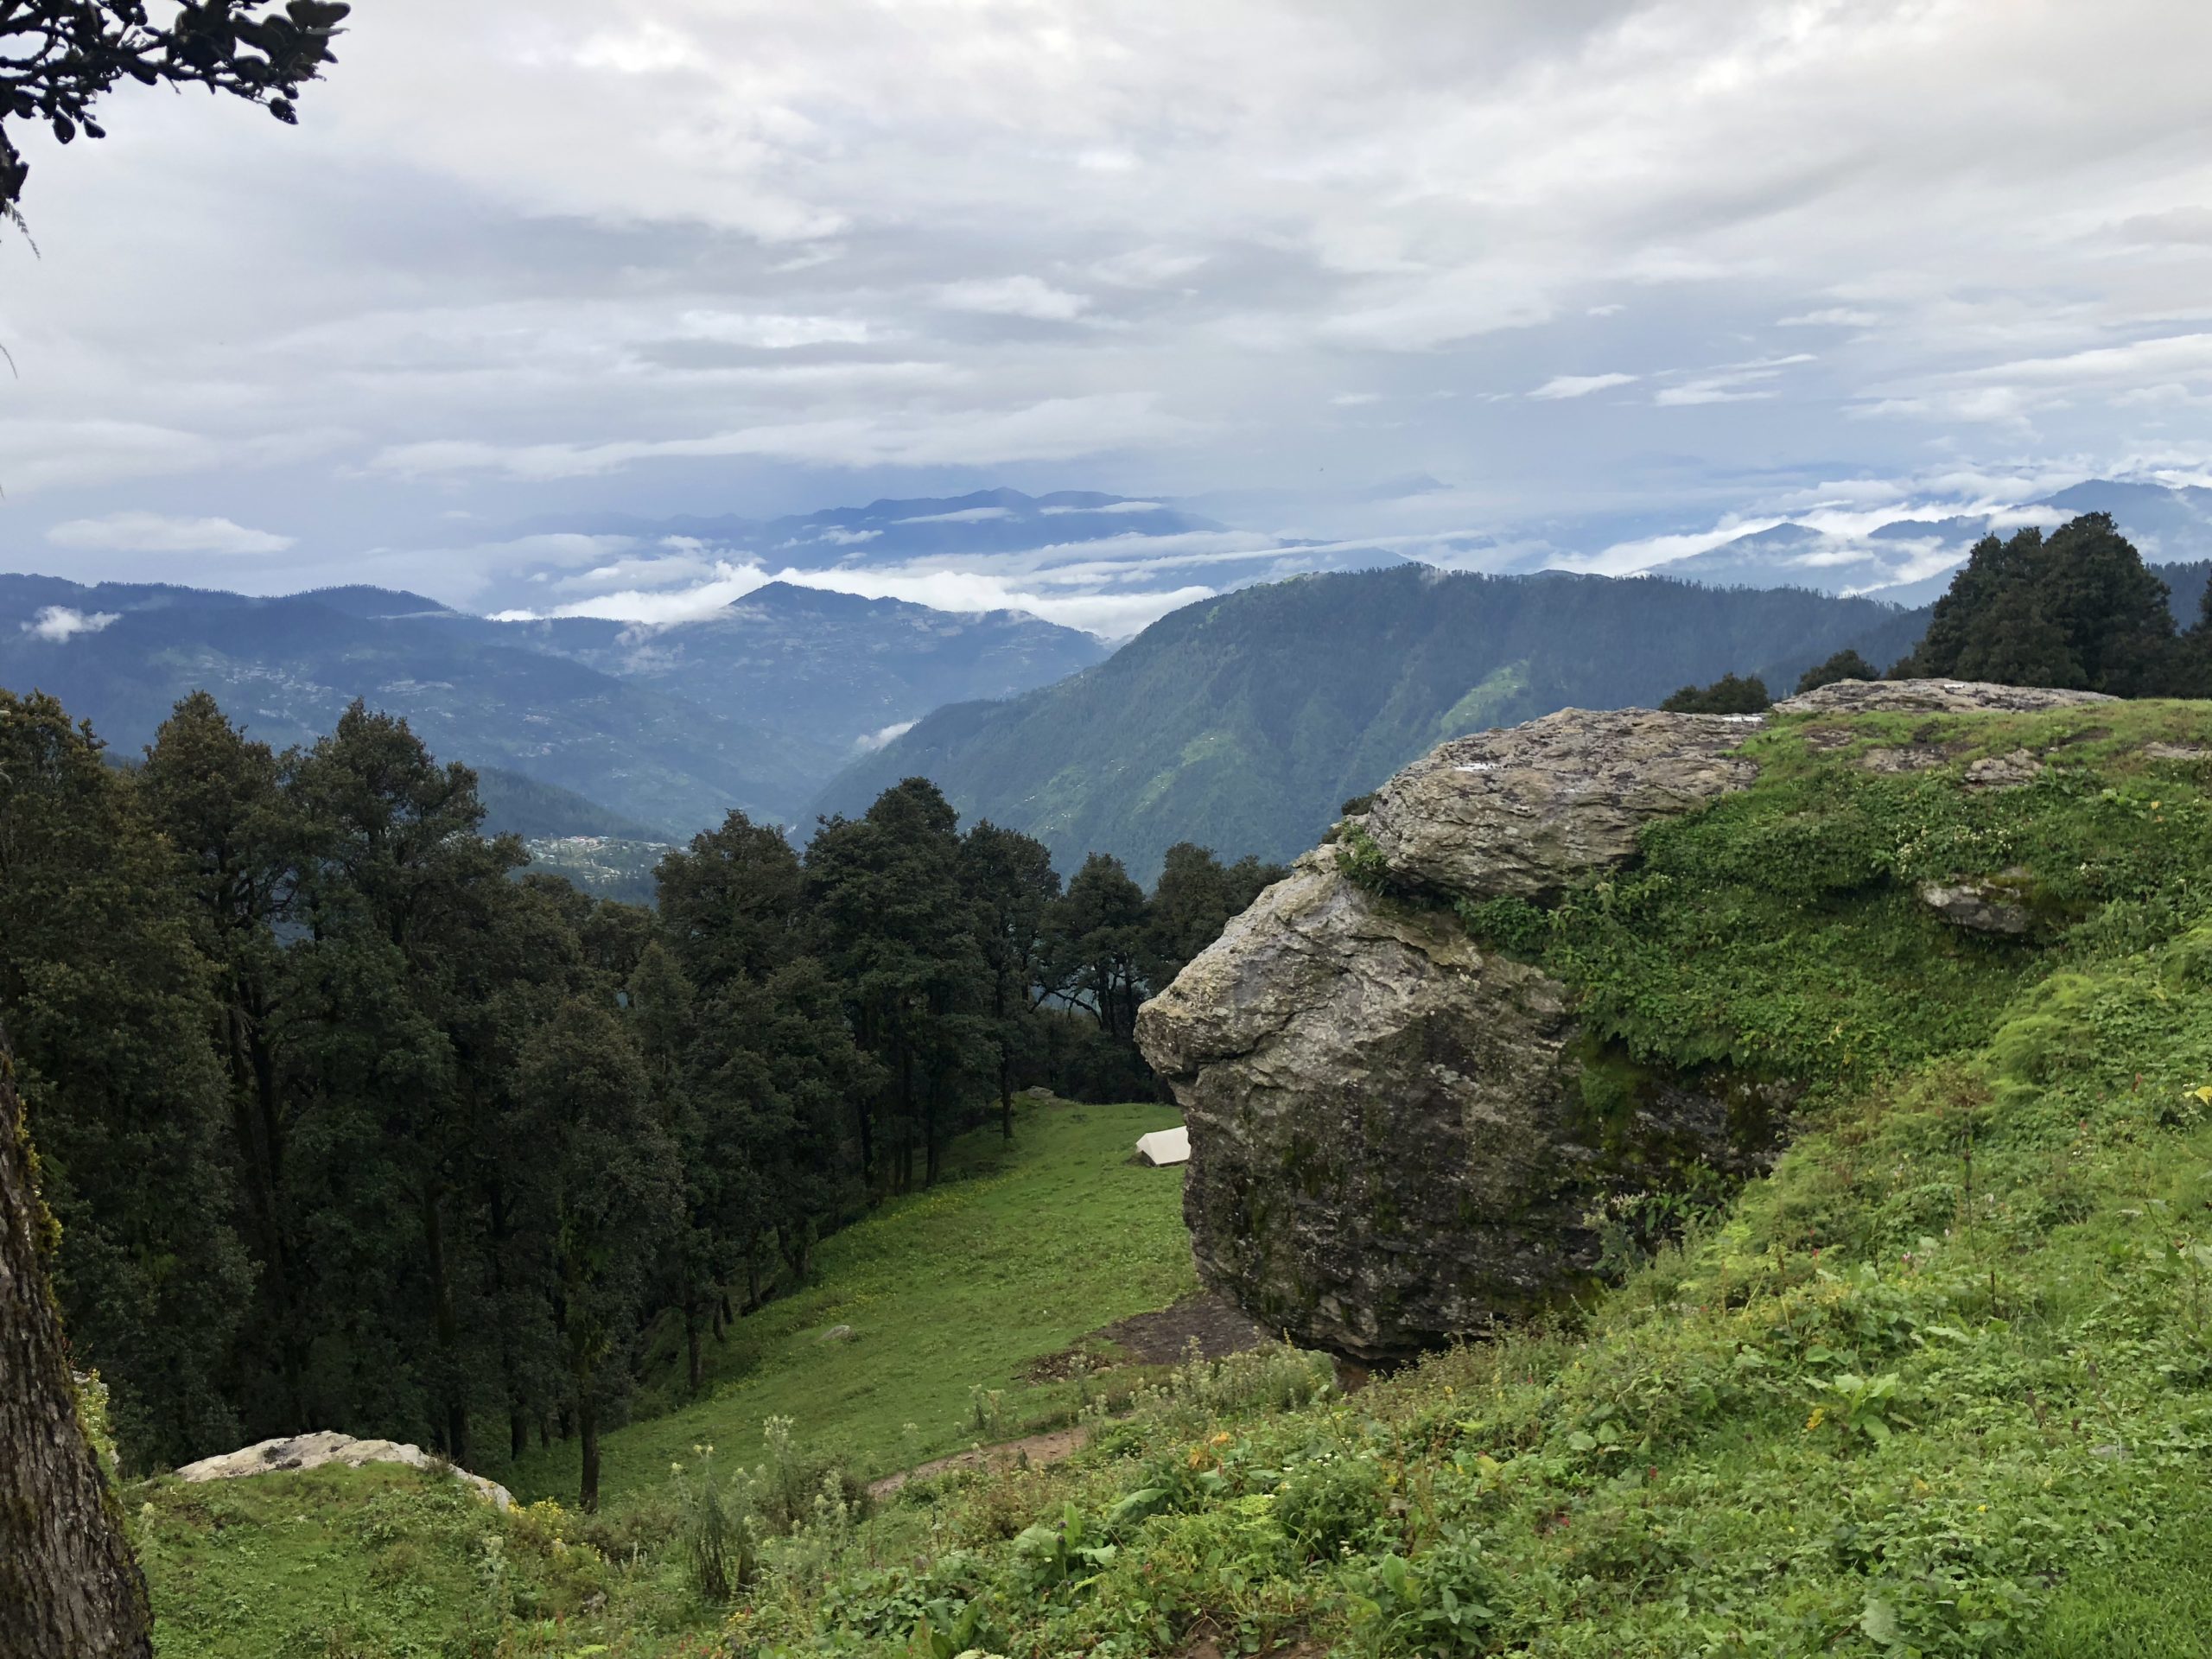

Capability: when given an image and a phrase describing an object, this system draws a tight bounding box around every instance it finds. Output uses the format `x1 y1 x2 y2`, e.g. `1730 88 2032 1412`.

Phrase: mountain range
812 566 1929 883
0 574 1101 835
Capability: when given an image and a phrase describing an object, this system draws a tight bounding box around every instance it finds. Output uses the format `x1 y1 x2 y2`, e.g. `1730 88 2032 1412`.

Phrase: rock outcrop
1359 708 1762 900
1772 680 2116 716
1135 679 2094 1362
1920 873 2035 936
175 1432 513 1510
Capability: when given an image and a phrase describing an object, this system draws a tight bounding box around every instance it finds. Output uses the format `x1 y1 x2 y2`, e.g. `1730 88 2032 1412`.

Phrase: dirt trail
868 1427 1087 1499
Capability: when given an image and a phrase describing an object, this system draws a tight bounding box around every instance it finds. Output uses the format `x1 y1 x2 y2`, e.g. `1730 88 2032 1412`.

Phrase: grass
507 1096 1194 1511
131 702 2212 1656
139 1461 608 1658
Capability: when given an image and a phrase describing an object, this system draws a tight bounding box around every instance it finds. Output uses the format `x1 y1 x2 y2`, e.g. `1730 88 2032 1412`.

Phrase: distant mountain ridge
811 565 1929 883
0 574 1102 836
1645 478 2212 604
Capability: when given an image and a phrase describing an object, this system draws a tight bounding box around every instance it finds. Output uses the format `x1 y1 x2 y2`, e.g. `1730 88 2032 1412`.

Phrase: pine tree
1901 513 2176 694
808 780 990 1188
0 690 251 1466
960 821 1061 1138
518 999 677 1511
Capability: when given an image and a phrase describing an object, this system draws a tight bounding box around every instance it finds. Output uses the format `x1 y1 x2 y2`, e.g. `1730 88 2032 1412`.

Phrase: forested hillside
0 576 1101 835
0 684 1268 1500
815 566 1926 881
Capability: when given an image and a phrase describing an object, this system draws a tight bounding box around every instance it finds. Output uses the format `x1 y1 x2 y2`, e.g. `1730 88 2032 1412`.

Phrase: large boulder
1358 708 1762 900
1138 709 1789 1362
1135 679 2089 1362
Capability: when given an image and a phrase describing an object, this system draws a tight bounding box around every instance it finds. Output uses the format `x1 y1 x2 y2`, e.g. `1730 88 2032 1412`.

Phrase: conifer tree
0 690 251 1465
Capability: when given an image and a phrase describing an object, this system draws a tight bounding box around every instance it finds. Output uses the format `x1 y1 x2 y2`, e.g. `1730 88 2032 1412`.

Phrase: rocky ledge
1135 679 2110 1363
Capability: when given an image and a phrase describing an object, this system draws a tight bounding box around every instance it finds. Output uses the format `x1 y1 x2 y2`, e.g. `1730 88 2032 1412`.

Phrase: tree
1144 842 1283 992
283 702 526 1469
808 780 990 1189
518 999 677 1512
655 811 805 995
0 690 252 1466
1047 854 1150 1046
0 1020 154 1659
1900 514 2176 696
961 820 1061 1138
1794 648 1878 695
1659 672 1771 715
0 0 349 218
140 692 312 1432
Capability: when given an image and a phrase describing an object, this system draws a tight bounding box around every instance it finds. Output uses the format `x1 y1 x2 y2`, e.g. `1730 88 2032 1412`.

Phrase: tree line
0 689 1277 1505
1663 512 2212 712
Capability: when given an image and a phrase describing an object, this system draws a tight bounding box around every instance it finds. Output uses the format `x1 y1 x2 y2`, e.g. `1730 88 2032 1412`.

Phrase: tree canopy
1 1 347 216
0 692 1279 1510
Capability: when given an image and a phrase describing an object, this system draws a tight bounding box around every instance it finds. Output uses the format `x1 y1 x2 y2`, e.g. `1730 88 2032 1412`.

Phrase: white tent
1135 1125 1190 1166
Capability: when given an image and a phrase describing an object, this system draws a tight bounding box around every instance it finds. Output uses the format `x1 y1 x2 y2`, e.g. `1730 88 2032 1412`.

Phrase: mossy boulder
1136 680 2131 1361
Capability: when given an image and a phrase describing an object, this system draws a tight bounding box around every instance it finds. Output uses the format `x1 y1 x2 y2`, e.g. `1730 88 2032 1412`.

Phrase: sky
7 0 2212 630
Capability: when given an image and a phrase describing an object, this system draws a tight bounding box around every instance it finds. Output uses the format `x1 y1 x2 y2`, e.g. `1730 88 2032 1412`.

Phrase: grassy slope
725 698 2212 1657
508 1097 1193 1510
138 701 2212 1657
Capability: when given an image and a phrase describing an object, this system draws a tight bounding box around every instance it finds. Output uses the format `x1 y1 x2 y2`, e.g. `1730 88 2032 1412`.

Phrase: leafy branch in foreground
0 0 349 214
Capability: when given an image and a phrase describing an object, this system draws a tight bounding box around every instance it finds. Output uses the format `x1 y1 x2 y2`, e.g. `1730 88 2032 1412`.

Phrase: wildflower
671 1462 683 1474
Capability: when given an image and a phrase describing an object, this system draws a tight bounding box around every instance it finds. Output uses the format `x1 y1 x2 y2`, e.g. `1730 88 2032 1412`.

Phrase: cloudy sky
7 0 2212 626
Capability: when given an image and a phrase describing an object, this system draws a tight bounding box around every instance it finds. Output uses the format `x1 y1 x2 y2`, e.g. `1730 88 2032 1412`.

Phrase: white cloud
934 276 1092 321
22 606 120 642
369 395 1192 480
855 719 918 751
15 0 2212 594
1780 308 1878 328
676 310 875 348
1529 372 1638 401
1039 499 1164 514
46 511 296 556
893 505 1014 524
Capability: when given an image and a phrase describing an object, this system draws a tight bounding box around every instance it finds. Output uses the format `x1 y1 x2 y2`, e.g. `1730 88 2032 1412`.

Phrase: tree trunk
420 1179 469 1469
577 1389 601 1513
685 1300 703 1397
0 1026 155 1659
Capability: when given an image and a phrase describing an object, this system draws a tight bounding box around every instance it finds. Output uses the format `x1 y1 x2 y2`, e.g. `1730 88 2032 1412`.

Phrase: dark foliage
1660 672 1772 714
0 1 348 215
1793 648 1878 695
1897 512 2181 695
2 691 1272 1497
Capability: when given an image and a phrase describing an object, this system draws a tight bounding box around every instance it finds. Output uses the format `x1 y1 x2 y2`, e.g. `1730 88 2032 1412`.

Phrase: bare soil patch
1027 1292 1273 1382
868 1426 1086 1499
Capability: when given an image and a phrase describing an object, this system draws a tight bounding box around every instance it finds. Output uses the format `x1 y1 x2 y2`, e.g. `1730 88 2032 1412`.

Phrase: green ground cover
133 702 2212 1656
508 1096 1193 1511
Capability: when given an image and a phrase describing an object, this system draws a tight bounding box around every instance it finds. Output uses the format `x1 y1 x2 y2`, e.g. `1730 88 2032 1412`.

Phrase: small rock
818 1324 855 1343
2145 742 2209 761
1919 874 2034 936
1856 745 1950 775
1962 748 2043 790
